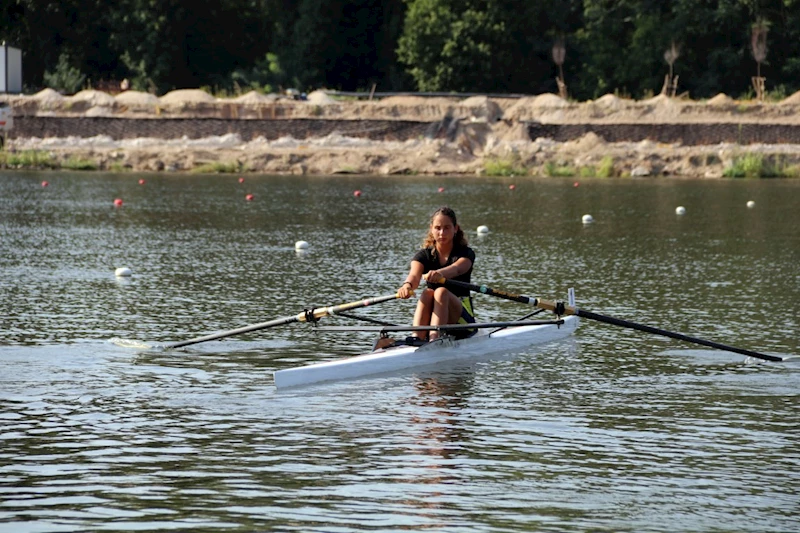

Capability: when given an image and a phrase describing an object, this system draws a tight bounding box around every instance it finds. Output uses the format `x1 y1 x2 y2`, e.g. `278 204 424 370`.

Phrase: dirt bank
4 90 800 178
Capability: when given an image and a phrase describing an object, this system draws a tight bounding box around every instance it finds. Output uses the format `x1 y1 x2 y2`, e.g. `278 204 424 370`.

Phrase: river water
1 171 798 532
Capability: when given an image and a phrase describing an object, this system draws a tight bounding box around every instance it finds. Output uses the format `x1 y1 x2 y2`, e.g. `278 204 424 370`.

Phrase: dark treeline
2 0 799 100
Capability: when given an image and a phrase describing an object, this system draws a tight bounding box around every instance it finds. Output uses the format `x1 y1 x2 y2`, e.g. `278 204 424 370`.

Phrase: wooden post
556 76 568 100
751 76 766 101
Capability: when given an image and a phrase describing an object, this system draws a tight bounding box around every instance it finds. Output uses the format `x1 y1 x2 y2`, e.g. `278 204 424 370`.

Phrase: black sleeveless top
411 245 475 298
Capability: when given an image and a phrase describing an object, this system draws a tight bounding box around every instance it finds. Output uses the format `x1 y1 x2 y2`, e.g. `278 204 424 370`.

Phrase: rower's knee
418 288 434 305
432 286 450 302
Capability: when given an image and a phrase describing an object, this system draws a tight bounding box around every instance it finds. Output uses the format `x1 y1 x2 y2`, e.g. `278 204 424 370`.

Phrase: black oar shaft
441 278 782 363
166 315 302 348
165 293 399 349
571 307 783 362
428 278 535 305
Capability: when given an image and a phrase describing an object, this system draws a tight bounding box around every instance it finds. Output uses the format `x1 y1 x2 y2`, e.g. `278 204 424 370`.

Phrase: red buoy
239 177 245 183
574 182 580 187
41 181 49 187
509 184 516 190
353 190 362 197
245 193 254 201
113 198 123 207
138 179 145 185
438 187 445 193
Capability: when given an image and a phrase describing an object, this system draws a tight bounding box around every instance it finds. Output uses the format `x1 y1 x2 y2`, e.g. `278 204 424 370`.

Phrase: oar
164 292 401 349
434 277 784 363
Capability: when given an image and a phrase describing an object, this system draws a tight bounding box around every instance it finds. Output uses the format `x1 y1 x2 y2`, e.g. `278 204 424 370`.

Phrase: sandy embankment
5 89 800 178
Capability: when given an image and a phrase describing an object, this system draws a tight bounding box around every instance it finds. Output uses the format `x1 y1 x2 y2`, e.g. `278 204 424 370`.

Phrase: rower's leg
412 289 434 340
429 287 462 341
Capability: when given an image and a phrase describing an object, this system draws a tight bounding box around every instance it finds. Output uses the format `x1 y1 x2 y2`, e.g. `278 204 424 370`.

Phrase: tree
397 0 581 93
107 0 274 93
279 0 407 91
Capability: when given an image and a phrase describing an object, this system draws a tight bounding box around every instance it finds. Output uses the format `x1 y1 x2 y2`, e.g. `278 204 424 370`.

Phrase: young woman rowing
397 206 476 342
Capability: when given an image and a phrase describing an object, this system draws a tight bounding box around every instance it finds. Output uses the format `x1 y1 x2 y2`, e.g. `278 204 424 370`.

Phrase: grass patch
0 150 58 169
62 156 98 171
191 161 241 173
577 156 615 178
783 165 800 178
484 155 527 177
597 156 615 178
544 161 576 177
108 162 131 172
723 153 786 178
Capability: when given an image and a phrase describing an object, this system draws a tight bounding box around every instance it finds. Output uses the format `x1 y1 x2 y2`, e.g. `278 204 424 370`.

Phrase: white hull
273 315 578 389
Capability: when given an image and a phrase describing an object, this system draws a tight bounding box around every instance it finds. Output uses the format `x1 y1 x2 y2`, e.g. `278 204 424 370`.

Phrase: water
1 171 798 532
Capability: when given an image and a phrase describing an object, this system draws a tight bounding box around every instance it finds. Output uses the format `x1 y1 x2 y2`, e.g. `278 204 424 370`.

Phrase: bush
191 161 241 173
43 53 86 95
544 161 575 177
484 155 527 177
62 157 97 171
0 150 57 169
597 156 615 178
723 153 780 178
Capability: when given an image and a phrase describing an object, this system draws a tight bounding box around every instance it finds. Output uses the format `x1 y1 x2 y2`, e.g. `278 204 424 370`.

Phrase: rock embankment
3 89 800 178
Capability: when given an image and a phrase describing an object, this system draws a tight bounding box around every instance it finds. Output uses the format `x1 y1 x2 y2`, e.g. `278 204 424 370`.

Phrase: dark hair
422 206 468 249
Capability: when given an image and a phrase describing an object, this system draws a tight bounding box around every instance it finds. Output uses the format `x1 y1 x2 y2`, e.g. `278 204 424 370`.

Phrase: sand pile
306 90 336 105
593 94 628 111
532 93 568 108
33 88 65 103
781 91 800 105
115 91 159 106
504 94 569 121
641 94 673 106
460 95 502 122
160 89 216 104
29 88 66 110
70 90 117 107
380 95 458 106
232 91 278 103
707 93 735 106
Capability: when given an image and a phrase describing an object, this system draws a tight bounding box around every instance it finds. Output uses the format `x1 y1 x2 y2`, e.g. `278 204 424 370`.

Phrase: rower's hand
424 271 446 284
397 284 414 299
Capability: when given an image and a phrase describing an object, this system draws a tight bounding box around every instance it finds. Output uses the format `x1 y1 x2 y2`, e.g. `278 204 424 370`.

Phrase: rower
396 206 477 343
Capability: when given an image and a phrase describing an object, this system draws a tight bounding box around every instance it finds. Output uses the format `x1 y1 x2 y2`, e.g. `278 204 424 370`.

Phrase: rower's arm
425 257 472 284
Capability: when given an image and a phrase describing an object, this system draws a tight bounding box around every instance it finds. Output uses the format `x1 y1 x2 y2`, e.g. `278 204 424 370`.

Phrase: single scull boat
273 290 579 389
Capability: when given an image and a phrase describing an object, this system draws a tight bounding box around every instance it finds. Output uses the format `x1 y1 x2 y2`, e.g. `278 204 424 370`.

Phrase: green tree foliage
397 0 582 93
43 53 86 94
278 0 408 91
1 0 799 98
107 0 275 93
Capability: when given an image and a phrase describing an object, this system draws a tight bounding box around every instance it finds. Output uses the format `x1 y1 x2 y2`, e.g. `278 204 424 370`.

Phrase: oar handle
440 278 783 363
430 277 538 306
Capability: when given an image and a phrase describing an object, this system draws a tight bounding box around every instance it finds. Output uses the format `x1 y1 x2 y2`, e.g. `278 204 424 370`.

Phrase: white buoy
294 240 309 250
747 200 756 208
477 225 489 235
114 267 132 277
581 214 594 224
675 206 686 215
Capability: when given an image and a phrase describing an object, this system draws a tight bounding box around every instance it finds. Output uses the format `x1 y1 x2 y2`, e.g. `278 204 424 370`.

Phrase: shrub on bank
191 161 242 173
723 153 797 178
0 150 58 169
484 155 527 177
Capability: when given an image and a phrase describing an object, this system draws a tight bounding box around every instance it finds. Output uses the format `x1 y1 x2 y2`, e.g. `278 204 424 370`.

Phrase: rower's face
431 214 456 243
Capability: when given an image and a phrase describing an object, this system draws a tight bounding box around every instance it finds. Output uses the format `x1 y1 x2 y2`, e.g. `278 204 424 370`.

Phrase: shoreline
3 90 800 178
4 131 800 178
